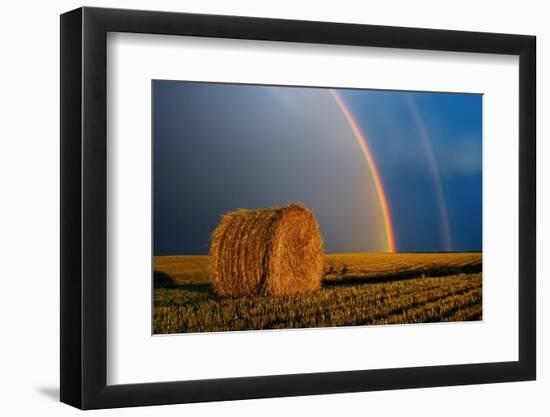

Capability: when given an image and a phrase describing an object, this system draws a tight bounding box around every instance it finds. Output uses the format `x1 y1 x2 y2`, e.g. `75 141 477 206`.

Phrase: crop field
153 252 482 334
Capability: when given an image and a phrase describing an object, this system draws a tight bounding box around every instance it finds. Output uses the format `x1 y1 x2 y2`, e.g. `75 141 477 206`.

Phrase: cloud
438 136 482 177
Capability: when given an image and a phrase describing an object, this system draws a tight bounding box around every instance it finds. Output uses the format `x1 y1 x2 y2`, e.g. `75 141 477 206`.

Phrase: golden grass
209 204 324 296
324 252 481 278
154 252 482 285
153 252 482 333
153 255 210 285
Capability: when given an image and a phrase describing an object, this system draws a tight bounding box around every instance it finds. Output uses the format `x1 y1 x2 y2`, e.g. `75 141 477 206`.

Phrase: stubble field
153 252 482 334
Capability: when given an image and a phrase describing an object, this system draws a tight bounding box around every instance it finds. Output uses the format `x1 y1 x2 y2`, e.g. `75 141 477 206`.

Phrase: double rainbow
406 95 452 252
330 90 396 253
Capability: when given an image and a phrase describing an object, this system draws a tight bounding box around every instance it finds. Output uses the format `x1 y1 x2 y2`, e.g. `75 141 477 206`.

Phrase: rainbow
405 95 452 251
330 89 396 253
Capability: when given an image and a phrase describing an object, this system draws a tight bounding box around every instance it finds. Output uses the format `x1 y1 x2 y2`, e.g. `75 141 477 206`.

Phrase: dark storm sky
153 81 482 255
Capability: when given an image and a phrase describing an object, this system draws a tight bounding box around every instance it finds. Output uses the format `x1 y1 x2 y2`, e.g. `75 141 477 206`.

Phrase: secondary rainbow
405 95 452 251
330 89 396 253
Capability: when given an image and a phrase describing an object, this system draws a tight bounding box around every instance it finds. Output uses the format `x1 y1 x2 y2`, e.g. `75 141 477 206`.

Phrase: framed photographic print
60 6 536 409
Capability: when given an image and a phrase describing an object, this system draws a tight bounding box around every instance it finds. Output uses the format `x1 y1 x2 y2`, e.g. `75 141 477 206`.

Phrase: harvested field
153 252 482 334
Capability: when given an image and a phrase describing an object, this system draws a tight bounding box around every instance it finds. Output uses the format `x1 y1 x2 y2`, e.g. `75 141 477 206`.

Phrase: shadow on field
173 283 213 294
155 263 482 294
154 270 214 294
322 263 482 288
153 270 177 288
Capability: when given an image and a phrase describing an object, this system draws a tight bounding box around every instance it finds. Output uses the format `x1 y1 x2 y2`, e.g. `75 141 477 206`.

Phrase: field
153 252 482 334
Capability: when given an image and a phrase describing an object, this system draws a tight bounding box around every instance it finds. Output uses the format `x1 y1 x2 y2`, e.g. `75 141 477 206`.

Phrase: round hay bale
209 204 324 297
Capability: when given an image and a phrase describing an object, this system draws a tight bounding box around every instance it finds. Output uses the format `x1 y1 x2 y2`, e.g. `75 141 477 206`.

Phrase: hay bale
210 204 324 297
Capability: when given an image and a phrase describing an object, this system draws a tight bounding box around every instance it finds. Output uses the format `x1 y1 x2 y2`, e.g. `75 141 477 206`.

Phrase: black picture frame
60 6 536 410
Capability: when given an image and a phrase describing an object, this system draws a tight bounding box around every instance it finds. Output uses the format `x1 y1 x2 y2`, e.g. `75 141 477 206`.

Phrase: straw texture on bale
210 204 324 297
